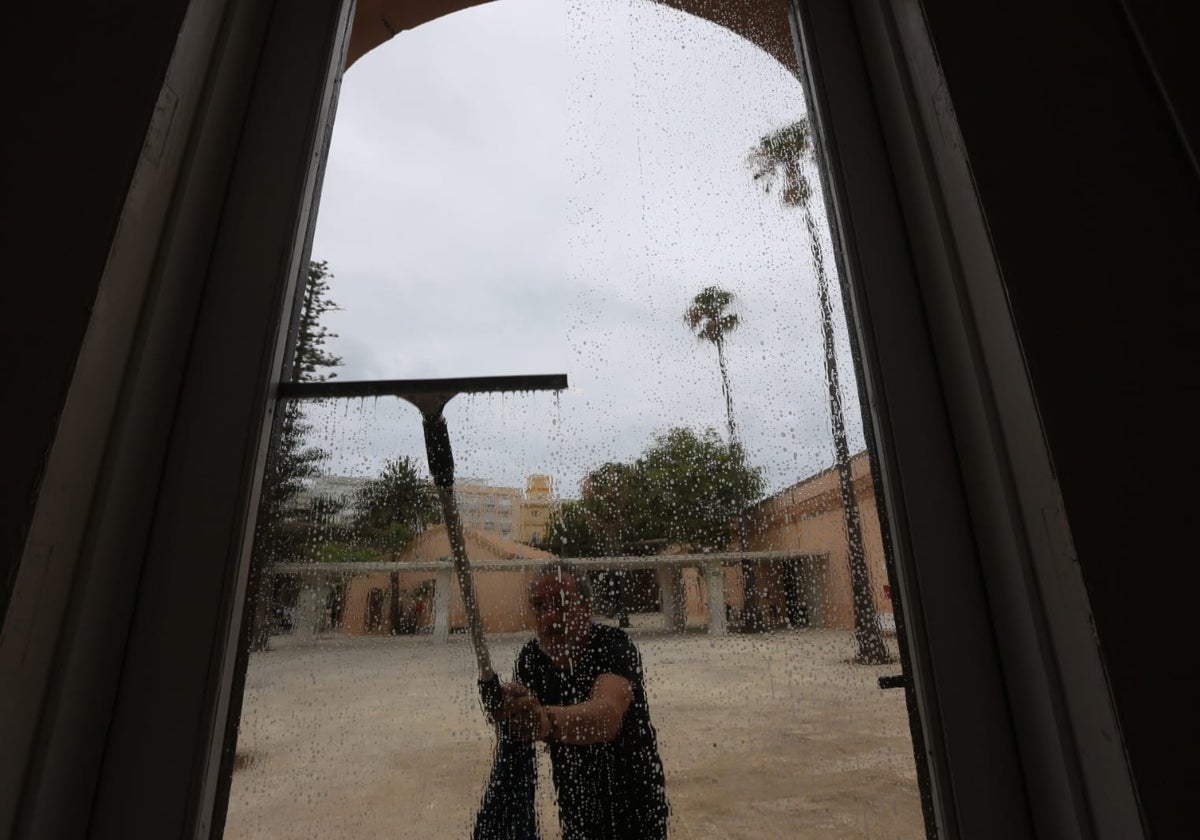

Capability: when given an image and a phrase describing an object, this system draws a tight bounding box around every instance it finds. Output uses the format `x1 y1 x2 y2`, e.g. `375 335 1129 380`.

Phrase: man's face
529 572 590 653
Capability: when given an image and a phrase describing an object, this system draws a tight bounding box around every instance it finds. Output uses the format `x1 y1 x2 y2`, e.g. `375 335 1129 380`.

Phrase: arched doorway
229 1 922 836
345 0 799 76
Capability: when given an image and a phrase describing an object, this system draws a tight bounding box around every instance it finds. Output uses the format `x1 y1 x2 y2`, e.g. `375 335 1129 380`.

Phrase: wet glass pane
227 0 926 837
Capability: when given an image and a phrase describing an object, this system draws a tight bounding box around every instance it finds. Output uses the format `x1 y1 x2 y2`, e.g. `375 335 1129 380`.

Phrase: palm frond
684 286 740 345
747 118 814 208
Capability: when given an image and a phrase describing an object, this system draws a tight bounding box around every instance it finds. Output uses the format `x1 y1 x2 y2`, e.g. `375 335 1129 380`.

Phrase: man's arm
499 674 633 745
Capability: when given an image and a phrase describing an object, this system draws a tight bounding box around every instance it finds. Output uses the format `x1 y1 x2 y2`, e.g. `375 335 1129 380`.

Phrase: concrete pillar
294 581 327 637
704 562 727 636
433 566 452 644
657 565 686 632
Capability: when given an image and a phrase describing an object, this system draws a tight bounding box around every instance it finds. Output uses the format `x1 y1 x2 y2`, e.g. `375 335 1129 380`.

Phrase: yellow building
453 480 522 540
518 474 556 546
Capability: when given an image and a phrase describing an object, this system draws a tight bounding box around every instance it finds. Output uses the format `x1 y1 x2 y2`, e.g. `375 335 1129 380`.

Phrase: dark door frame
792 1 1141 836
0 0 1141 837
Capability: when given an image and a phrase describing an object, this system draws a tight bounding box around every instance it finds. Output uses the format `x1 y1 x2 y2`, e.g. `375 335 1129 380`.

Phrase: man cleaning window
476 563 670 839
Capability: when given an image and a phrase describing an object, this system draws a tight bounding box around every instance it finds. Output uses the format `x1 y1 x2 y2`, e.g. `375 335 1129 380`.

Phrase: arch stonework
347 0 798 75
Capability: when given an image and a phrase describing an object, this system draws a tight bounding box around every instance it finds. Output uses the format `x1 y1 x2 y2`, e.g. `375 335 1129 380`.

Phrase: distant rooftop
285 475 372 521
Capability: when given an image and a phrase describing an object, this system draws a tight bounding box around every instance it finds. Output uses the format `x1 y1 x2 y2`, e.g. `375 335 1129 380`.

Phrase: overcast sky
303 0 865 498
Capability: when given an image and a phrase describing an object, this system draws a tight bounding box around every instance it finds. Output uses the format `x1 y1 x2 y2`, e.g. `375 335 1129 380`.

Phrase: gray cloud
308 0 865 498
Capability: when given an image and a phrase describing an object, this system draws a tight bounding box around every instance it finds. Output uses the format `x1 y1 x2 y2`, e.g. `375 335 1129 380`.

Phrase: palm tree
748 119 891 664
683 286 742 444
683 287 765 629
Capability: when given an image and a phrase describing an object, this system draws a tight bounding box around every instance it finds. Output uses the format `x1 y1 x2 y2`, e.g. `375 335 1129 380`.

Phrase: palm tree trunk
715 339 738 443
717 339 762 631
805 206 890 664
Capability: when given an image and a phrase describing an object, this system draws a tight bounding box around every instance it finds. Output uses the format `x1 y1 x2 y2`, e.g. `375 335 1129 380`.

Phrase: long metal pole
421 409 502 708
436 484 494 681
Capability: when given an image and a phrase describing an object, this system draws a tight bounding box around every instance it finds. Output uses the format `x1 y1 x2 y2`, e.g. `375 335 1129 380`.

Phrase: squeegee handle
479 674 504 714
422 413 456 489
420 409 496 685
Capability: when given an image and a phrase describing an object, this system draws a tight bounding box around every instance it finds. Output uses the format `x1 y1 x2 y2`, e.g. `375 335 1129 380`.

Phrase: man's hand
493 675 632 744
495 682 550 742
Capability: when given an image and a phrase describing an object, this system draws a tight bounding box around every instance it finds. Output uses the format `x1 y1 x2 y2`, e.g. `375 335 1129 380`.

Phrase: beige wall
342 567 542 635
736 452 892 630
342 526 554 635
342 572 401 635
441 567 539 633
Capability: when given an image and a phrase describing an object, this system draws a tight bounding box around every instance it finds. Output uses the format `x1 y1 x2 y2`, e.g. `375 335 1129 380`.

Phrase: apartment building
453 480 521 539
518 473 556 545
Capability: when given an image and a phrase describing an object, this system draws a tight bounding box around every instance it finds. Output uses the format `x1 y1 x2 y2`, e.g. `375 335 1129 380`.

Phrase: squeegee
278 373 569 711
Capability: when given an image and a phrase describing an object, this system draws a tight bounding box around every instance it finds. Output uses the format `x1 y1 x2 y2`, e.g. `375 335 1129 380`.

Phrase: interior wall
1 2 192 617
916 1 1199 833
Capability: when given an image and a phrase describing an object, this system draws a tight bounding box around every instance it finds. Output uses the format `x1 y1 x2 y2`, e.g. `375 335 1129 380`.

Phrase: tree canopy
683 286 741 347
544 426 764 557
639 428 762 550
747 118 815 208
351 456 442 553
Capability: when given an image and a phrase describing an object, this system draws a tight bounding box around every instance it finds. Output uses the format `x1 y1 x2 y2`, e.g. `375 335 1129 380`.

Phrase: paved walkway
225 623 924 838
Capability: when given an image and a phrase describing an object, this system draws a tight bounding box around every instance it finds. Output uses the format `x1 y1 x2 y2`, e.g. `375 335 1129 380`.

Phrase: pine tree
250 260 343 649
294 260 343 381
267 260 342 522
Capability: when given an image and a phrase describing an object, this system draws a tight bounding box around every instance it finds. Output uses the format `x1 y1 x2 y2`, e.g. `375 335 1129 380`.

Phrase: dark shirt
515 623 669 840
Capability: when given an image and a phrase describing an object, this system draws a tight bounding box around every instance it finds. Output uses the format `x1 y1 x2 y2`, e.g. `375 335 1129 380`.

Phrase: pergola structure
273 549 821 640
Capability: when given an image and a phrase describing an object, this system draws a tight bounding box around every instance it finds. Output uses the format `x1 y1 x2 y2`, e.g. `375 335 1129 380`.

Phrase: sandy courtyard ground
225 622 926 839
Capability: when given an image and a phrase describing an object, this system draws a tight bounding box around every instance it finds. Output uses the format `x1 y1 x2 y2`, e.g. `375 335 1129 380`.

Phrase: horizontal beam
276 373 568 401
270 550 825 577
